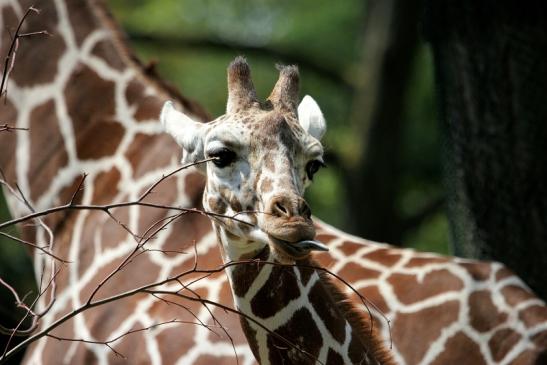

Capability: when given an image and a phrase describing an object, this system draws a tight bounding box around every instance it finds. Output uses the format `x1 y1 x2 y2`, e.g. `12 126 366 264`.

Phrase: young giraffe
161 58 395 365
0 0 545 364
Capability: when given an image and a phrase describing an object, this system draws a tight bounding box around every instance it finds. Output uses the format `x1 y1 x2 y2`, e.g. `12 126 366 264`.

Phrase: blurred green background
0 0 448 349
108 0 448 253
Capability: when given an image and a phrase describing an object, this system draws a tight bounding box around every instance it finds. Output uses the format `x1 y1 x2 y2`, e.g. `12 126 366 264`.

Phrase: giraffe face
161 95 327 261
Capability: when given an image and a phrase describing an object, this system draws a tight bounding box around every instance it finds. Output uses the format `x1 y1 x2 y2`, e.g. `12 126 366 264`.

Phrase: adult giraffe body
0 1 546 364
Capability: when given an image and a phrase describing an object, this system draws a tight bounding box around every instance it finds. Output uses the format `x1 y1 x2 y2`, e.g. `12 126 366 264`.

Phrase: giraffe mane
308 258 396 365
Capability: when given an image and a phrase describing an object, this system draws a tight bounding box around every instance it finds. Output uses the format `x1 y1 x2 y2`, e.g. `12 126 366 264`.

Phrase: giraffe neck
215 225 393 365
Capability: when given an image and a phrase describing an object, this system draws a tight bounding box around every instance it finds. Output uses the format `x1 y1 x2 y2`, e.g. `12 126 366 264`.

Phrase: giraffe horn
268 64 300 112
226 56 258 114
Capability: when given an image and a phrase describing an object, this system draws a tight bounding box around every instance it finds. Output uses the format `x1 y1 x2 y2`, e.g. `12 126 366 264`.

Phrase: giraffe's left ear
297 95 326 140
160 101 206 169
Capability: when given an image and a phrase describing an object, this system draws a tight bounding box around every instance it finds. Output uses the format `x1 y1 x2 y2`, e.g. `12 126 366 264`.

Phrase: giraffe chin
268 235 329 260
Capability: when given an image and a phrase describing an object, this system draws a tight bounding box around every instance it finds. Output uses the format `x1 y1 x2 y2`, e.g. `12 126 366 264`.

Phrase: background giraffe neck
224 243 393 365
0 0 207 221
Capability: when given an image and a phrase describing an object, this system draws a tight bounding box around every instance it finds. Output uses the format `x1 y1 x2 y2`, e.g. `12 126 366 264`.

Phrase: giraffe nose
269 196 311 219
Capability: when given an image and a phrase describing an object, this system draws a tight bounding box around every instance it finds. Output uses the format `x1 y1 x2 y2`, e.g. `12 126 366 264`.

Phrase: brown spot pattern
404 256 447 268
326 348 345 364
388 269 463 305
240 318 261 363
309 281 346 343
431 332 487 365
251 265 300 318
9 6 64 87
267 308 322 365
231 260 266 298
460 262 491 281
469 290 507 332
91 167 121 204
393 300 459 365
125 133 173 178
488 328 521 362
28 100 69 201
502 285 537 307
363 249 402 266
338 262 381 283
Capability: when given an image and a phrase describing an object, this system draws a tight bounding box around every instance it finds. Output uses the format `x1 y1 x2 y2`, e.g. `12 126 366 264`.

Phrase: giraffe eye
305 160 326 180
209 148 236 168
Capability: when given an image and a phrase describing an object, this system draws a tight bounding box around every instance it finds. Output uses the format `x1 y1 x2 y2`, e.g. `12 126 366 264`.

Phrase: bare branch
0 6 49 101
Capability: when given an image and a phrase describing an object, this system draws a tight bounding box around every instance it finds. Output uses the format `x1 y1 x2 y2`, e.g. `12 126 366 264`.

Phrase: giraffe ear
161 101 206 169
297 95 326 140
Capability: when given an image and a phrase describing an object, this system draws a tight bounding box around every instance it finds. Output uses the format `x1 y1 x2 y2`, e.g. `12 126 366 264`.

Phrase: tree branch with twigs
0 155 391 364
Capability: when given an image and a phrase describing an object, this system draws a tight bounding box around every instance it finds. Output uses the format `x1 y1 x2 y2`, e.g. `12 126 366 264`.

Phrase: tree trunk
345 0 420 243
425 0 547 299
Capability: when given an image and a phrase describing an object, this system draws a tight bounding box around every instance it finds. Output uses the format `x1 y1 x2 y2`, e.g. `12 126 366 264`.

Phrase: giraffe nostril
300 203 312 219
274 201 289 217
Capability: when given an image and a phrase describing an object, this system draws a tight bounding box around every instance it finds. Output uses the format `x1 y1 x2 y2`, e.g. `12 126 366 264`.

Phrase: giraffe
0 0 545 364
161 57 395 365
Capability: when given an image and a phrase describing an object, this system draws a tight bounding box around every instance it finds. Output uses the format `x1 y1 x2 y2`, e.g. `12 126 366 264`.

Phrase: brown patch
501 285 537 307
84 297 139 343
314 233 337 242
230 259 266 298
91 167 121 204
460 261 492 281
66 1 95 46
228 196 243 213
64 64 118 157
363 249 402 267
76 119 125 160
337 262 381 283
240 318 261 363
388 269 464 305
509 350 540 365
404 256 447 267
124 133 174 178
326 348 345 364
297 265 315 286
264 155 275 171
361 285 390 314
309 281 346 343
488 328 521 362
106 324 151 364
155 324 198 361
251 265 300 318
532 330 547 350
134 93 165 122
91 40 125 71
28 100 69 201
393 300 460 365
9 6 65 87
260 177 273 193
518 304 547 328
337 241 367 256
126 77 165 121
207 196 227 214
184 172 206 207
495 266 514 281
469 290 508 332
267 308 322 365
431 332 487 365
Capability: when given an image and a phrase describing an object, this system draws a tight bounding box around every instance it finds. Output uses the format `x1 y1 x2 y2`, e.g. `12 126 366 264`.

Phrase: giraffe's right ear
297 95 326 140
161 101 206 170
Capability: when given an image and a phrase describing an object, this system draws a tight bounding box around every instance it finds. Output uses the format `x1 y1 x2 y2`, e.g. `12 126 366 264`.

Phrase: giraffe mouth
268 235 329 259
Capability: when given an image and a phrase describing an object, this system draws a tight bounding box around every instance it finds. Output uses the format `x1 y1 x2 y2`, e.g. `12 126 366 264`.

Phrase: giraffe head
161 57 328 261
